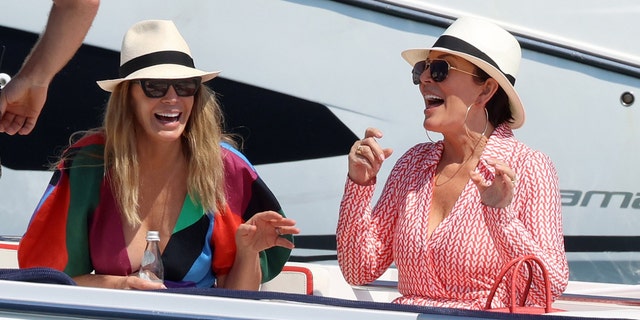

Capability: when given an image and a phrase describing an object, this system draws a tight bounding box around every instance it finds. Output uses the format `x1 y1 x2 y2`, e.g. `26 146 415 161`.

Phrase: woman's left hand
235 211 299 254
470 158 517 208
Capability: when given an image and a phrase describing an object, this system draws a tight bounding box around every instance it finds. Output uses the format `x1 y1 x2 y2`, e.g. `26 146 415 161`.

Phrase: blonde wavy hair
70 80 236 226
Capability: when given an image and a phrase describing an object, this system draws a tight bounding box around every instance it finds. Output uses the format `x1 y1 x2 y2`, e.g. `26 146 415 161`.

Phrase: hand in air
348 127 394 186
0 74 48 135
236 211 299 254
470 158 517 208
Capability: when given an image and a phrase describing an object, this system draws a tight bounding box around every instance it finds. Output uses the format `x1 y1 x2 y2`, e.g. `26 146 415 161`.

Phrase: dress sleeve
18 141 104 277
483 149 569 304
336 152 410 285
220 144 292 283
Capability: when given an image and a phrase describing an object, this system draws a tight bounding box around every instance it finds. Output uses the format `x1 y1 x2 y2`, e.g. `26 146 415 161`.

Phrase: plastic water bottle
139 231 164 283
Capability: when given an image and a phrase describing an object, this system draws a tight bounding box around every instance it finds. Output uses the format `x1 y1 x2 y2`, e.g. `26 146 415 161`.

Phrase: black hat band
119 50 195 78
433 35 516 85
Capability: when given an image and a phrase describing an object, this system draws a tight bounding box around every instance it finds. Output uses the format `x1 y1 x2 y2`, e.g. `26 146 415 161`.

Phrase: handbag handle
484 255 553 313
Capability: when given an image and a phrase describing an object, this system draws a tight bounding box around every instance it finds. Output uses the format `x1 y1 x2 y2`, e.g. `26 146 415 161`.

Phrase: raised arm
0 0 99 135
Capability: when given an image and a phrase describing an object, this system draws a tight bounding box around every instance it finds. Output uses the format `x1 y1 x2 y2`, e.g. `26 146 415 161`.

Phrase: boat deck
2 239 640 319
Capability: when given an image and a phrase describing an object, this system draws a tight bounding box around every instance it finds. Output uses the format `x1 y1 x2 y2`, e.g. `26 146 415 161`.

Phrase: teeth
156 112 180 117
424 94 442 100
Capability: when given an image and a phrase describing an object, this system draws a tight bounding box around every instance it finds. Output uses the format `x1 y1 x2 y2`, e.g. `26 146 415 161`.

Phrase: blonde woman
19 20 298 290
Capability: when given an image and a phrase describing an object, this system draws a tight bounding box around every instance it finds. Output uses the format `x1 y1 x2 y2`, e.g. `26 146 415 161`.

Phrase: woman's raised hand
348 127 394 186
470 158 517 208
235 211 299 254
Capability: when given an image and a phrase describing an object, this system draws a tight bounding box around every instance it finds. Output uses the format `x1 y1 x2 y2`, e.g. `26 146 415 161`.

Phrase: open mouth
424 94 444 109
154 112 181 123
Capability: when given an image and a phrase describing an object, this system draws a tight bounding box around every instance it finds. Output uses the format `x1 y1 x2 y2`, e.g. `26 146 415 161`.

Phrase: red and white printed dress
336 124 569 310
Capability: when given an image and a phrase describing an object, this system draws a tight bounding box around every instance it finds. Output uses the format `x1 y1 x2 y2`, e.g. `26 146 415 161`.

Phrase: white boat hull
1 0 640 291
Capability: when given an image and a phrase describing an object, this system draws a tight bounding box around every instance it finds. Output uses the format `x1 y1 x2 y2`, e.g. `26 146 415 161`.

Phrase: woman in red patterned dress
336 16 569 310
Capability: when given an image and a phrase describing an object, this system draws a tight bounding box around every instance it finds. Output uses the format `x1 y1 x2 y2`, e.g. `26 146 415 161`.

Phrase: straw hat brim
97 64 220 92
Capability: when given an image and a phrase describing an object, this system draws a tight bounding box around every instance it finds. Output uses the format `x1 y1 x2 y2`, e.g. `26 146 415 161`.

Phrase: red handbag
484 255 562 314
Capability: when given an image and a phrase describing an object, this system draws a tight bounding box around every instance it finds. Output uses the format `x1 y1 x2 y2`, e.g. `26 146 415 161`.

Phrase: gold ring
356 145 363 155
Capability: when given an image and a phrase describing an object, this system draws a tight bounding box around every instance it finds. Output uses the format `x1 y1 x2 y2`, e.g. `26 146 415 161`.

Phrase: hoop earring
425 130 436 143
463 104 473 139
463 104 489 138
482 107 488 137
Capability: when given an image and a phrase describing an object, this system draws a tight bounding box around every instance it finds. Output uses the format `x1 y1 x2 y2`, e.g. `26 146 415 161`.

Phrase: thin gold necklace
433 135 486 187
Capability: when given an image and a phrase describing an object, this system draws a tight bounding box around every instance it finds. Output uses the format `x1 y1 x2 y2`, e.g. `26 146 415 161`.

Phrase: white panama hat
97 20 220 92
401 16 525 129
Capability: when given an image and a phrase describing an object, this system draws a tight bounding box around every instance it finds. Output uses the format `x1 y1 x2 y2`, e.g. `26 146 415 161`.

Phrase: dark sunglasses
412 59 479 84
138 77 201 98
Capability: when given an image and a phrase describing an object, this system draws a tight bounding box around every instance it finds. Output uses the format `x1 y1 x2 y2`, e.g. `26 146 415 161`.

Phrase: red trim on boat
0 242 18 250
280 265 314 295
